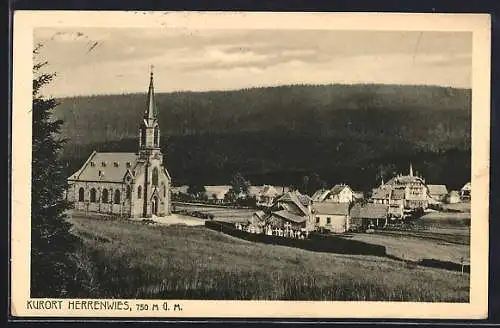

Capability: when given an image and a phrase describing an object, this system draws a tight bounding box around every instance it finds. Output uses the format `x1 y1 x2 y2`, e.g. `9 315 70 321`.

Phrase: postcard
11 11 491 319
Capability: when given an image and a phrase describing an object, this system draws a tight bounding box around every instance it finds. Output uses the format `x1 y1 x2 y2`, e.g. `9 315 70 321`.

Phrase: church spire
145 65 157 121
409 162 414 177
139 68 161 153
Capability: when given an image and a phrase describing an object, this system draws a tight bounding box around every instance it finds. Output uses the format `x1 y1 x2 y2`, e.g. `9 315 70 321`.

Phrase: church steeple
144 67 157 122
409 162 414 177
139 67 161 155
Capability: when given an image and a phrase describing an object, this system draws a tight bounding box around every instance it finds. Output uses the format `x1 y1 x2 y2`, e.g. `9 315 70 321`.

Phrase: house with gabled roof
312 202 351 233
67 71 172 218
311 184 354 203
370 163 429 211
460 182 471 200
248 190 315 237
427 184 448 202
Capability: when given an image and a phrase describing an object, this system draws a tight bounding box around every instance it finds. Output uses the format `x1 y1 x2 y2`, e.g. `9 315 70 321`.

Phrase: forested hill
54 83 472 191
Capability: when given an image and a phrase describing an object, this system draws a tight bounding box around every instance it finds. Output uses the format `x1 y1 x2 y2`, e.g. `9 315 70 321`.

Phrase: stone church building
67 71 172 218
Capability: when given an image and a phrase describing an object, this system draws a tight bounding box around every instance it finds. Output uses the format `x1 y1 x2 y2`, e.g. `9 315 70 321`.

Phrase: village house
427 184 449 202
246 190 314 238
311 184 354 203
460 182 471 200
253 185 289 207
350 203 389 230
312 202 350 233
204 185 232 203
67 71 172 218
370 163 429 212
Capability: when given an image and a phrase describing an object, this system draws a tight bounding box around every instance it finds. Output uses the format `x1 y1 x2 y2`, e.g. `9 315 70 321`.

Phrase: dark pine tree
31 44 82 297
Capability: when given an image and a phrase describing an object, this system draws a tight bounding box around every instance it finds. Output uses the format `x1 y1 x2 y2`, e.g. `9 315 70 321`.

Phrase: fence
205 220 387 257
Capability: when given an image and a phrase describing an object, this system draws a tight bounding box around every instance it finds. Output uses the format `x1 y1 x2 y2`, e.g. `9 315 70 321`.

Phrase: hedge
205 220 387 257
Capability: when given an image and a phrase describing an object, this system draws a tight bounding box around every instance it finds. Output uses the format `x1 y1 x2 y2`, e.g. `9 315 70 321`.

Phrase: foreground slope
70 215 469 301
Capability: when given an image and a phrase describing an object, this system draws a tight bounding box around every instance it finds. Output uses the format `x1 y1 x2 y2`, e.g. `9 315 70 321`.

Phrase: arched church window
138 185 142 199
102 189 109 203
90 188 97 202
163 183 166 197
78 187 85 201
152 167 159 186
126 185 131 199
114 190 121 204
154 126 159 147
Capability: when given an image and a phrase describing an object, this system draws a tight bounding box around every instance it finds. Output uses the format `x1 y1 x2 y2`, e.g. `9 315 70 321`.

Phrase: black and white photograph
11 11 490 318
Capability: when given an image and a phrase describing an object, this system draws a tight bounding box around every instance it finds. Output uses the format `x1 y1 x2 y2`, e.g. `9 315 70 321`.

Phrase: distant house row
239 164 471 237
244 190 388 237
171 184 290 206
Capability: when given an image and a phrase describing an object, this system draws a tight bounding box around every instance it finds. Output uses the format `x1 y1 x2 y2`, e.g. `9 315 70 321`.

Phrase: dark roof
428 184 448 195
350 203 388 219
272 210 307 223
313 202 349 216
330 184 351 196
253 210 266 220
386 175 425 186
68 151 140 182
311 189 329 201
296 192 312 206
277 191 310 215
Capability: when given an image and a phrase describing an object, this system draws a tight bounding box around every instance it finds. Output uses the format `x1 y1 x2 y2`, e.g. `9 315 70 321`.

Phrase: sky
34 28 472 97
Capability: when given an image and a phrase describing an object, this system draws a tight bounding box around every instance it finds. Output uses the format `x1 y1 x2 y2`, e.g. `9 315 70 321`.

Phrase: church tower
137 68 169 218
139 69 162 160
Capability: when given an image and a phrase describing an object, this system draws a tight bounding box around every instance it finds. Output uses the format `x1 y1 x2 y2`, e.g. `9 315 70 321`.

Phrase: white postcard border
11 11 491 319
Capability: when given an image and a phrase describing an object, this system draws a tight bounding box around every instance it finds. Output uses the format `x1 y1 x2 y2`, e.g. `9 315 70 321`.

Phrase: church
67 71 172 218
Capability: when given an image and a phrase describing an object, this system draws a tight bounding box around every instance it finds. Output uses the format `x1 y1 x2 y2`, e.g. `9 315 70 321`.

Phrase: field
173 203 255 223
348 232 469 264
69 213 469 302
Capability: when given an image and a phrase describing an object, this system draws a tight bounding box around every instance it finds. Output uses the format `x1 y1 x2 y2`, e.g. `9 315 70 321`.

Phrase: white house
312 202 350 233
460 182 471 200
311 184 354 203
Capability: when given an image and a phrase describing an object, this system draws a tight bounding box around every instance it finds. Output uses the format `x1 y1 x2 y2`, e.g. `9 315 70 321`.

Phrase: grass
419 212 471 230
174 204 254 223
349 232 469 264
69 214 470 302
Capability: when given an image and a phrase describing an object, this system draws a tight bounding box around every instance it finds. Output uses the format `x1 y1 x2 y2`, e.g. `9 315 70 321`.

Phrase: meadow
69 214 469 302
173 203 255 223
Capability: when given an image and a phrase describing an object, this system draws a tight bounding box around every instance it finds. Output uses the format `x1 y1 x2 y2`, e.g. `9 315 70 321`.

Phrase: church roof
68 151 140 183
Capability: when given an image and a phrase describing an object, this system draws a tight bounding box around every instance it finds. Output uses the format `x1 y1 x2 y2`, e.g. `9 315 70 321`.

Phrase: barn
350 203 389 230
